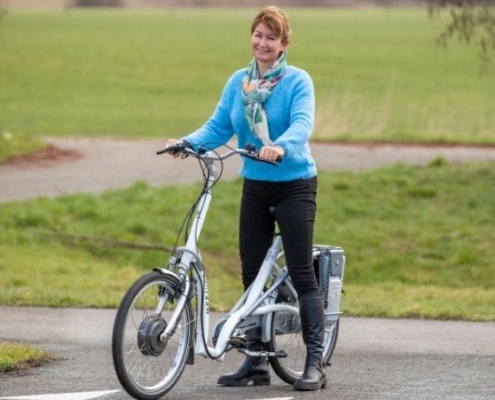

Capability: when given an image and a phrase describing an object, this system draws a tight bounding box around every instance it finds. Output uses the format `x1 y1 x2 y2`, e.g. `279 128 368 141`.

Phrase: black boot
217 341 270 387
293 293 327 391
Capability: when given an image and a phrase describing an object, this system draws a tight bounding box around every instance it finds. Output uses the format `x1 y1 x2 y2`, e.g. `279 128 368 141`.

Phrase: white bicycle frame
154 148 299 361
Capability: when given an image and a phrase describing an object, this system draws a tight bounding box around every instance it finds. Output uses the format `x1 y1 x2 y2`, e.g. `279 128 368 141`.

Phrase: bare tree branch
427 0 495 72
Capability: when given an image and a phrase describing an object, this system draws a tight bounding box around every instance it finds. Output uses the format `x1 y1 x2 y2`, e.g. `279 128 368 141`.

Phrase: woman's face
251 22 286 69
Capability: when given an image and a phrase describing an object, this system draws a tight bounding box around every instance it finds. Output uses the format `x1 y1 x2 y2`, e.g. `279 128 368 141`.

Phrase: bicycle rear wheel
266 285 340 384
112 271 194 400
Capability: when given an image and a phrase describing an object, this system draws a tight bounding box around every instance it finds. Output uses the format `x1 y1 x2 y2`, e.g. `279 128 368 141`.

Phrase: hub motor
137 315 168 356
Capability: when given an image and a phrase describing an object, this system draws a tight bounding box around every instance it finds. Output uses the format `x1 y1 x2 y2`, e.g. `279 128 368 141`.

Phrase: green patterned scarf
242 52 287 146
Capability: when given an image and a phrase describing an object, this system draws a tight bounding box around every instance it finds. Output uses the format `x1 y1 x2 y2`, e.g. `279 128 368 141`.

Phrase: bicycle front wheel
112 271 195 400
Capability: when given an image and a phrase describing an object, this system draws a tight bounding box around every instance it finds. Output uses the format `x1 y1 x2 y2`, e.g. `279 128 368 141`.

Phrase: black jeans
239 176 319 297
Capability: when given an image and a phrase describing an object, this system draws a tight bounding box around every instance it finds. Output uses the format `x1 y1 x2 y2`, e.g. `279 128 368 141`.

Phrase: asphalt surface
0 307 494 400
1 138 495 399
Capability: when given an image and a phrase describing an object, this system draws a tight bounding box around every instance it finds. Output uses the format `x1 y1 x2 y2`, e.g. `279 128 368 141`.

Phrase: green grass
0 341 58 372
0 131 44 162
1 160 494 321
1 7 494 148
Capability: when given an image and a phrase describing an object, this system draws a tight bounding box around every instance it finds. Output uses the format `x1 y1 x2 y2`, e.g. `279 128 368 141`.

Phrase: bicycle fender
152 267 181 281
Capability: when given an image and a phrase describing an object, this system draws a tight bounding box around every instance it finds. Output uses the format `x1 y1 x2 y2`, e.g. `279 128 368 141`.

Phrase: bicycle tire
112 271 194 400
266 285 340 384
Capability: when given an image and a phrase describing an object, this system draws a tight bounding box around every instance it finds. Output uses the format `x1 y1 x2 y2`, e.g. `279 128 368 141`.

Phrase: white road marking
0 393 292 400
247 398 294 400
0 390 120 400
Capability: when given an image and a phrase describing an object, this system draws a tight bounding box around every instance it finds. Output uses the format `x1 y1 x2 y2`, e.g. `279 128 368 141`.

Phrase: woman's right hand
164 139 182 158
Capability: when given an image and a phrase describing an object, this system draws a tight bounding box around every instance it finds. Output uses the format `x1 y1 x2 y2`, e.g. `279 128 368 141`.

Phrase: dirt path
1 137 495 203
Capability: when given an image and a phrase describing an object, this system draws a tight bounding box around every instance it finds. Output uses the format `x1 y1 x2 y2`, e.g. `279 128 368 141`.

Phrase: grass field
1 7 494 148
1 158 494 321
1 7 494 320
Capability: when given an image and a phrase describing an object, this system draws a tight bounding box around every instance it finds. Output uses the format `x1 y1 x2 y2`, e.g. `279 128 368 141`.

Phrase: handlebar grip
157 141 191 156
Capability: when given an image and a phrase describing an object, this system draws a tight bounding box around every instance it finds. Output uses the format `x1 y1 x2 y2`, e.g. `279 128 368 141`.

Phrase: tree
427 0 495 72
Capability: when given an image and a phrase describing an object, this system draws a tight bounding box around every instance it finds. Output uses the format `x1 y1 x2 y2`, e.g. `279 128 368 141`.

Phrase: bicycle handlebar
156 142 282 166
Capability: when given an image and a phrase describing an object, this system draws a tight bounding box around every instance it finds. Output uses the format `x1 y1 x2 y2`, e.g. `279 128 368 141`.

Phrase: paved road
2 137 495 202
0 306 494 400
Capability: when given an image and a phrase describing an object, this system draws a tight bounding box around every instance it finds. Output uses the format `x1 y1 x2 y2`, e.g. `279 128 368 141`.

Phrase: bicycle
111 142 346 400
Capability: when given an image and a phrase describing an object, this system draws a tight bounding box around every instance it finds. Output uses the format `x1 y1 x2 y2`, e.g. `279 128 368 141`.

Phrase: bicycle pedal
273 350 288 358
227 336 248 349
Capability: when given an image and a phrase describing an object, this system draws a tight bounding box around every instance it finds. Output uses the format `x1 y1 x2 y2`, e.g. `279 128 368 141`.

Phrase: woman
165 5 326 391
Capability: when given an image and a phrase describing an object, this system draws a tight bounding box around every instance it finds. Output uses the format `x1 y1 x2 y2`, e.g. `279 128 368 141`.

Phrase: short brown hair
251 5 291 46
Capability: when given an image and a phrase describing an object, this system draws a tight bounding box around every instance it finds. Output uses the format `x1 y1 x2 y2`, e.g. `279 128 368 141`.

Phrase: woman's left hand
259 145 285 162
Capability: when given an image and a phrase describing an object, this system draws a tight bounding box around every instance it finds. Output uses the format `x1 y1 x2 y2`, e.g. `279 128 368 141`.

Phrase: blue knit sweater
182 65 317 182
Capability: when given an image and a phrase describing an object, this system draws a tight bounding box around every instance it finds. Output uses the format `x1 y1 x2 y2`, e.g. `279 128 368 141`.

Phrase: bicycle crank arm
241 349 288 358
